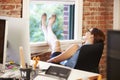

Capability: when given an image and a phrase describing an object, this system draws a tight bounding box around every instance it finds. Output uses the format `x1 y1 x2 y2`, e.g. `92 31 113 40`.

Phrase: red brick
91 21 98 24
98 21 106 24
98 7 106 11
83 2 91 6
86 0 104 2
105 16 113 20
7 10 21 15
0 0 22 4
14 0 22 3
95 0 105 2
16 4 22 10
95 16 105 20
1 5 15 10
84 12 91 16
89 7 98 11
0 0 14 3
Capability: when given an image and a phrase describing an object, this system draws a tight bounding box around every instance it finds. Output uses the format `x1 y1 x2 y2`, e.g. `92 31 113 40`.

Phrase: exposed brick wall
0 0 22 18
83 0 113 78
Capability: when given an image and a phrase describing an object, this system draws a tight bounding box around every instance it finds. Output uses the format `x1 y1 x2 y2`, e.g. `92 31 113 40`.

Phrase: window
30 1 76 42
29 0 83 54
30 0 83 42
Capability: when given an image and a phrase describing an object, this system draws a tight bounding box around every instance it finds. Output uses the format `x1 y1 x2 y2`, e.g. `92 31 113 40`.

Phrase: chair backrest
74 43 104 73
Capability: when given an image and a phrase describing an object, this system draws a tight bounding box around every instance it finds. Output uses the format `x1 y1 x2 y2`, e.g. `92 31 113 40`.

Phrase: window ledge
30 39 82 55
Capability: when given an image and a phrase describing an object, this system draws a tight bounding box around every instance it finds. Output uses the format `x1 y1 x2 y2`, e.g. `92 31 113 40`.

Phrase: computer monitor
5 18 31 65
107 30 120 80
0 19 8 71
0 0 30 68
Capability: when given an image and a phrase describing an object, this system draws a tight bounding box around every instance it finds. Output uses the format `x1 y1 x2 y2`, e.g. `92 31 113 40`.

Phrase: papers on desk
0 70 20 78
34 74 60 80
34 65 71 80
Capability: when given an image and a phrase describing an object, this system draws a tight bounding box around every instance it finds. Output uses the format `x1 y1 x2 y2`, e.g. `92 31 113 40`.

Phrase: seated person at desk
41 13 105 68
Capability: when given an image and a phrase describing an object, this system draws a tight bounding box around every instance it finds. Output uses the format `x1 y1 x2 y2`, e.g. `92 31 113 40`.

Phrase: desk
34 61 101 80
0 61 101 80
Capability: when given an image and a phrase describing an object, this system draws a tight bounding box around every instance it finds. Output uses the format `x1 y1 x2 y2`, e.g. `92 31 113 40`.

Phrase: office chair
74 42 104 73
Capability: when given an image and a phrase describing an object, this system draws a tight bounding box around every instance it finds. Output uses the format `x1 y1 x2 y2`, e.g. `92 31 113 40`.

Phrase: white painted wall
113 0 120 30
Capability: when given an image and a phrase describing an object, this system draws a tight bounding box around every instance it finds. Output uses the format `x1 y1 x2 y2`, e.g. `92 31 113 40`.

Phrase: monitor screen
0 19 8 70
107 30 120 80
6 18 31 65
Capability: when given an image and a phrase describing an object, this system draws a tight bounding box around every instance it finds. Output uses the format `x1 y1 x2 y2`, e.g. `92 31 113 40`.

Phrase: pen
25 63 28 68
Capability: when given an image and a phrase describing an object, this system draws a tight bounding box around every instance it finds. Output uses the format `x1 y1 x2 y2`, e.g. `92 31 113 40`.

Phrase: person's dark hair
90 28 105 44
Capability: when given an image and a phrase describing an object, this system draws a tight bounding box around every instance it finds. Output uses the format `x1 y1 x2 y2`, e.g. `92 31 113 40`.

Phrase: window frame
29 0 83 54
113 0 120 30
69 5 75 39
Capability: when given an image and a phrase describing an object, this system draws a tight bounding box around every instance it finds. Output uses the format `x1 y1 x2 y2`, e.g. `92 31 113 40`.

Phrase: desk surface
0 61 100 80
34 61 99 80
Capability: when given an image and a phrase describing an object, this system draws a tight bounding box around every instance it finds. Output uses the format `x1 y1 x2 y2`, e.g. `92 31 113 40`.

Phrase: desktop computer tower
107 30 120 80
